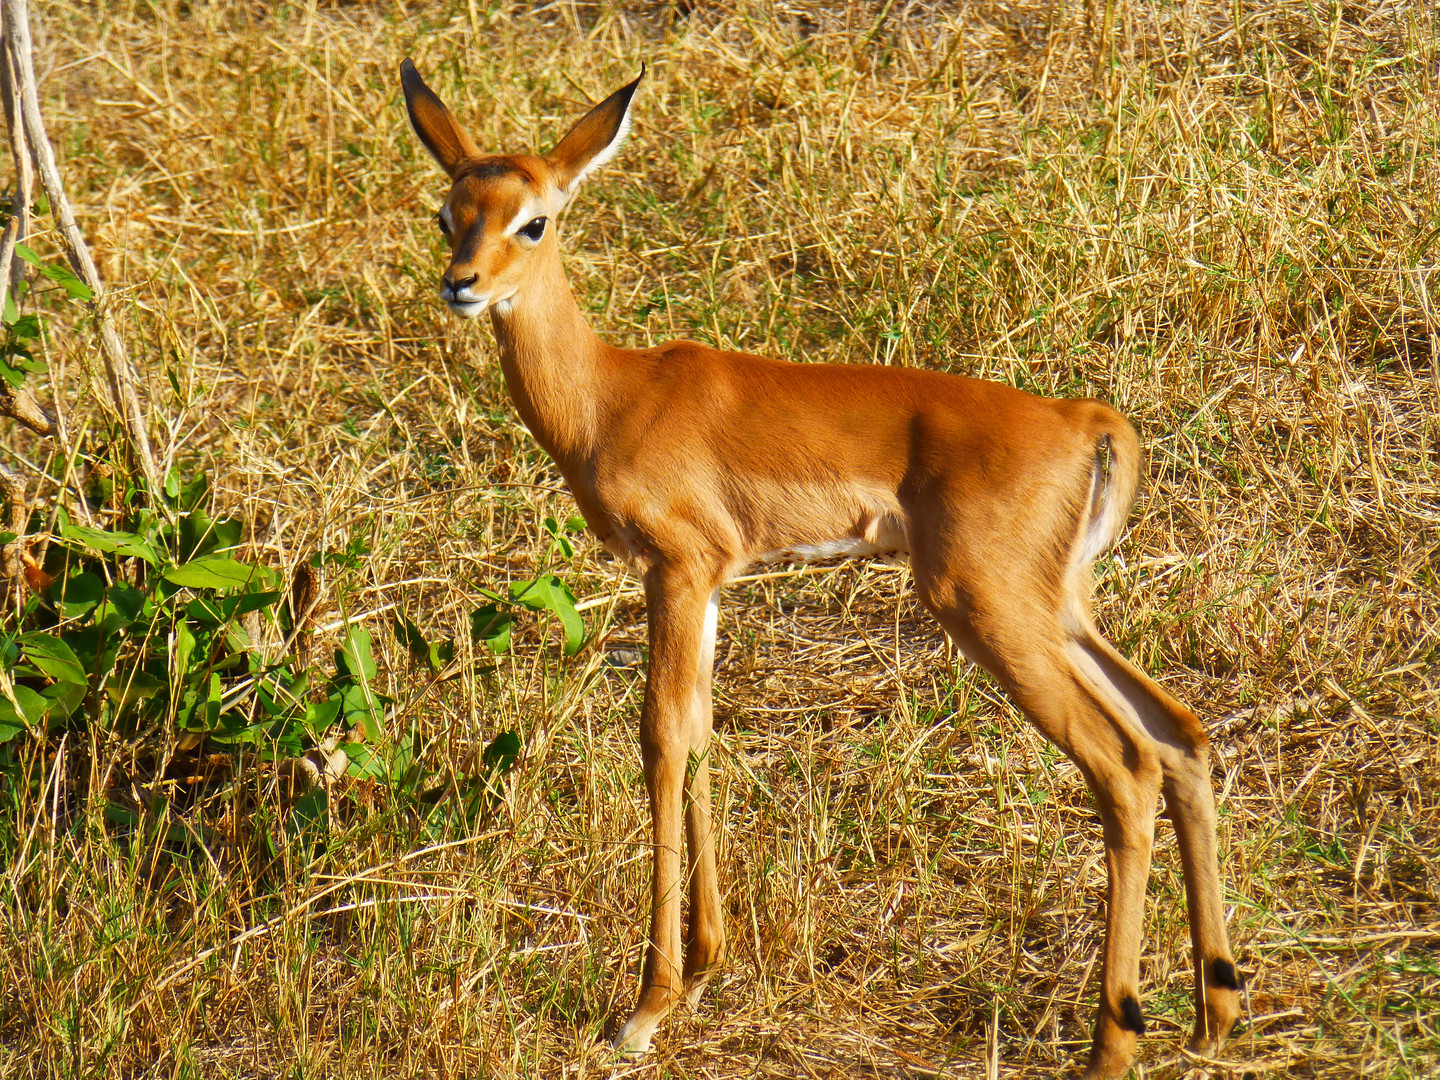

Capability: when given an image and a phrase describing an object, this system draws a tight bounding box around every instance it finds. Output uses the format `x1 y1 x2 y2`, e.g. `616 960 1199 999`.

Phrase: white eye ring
517 216 547 243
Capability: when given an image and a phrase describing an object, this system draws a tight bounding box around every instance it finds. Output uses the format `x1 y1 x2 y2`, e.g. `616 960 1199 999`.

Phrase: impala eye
518 216 547 242
436 210 450 236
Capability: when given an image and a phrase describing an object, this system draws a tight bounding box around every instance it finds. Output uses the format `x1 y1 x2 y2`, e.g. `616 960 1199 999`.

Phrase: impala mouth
446 298 487 319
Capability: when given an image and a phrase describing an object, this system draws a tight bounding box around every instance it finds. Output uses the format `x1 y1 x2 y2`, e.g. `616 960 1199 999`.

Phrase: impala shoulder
643 339 739 369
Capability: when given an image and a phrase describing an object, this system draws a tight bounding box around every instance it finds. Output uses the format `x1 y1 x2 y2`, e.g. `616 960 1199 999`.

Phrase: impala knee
1159 739 1218 810
1086 747 1162 843
640 722 689 766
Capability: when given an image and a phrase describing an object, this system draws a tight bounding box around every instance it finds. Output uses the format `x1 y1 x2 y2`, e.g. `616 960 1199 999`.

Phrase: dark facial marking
454 158 530 184
1211 958 1241 990
1119 995 1146 1034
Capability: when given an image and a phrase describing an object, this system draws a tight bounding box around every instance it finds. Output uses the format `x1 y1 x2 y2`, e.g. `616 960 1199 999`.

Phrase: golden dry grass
2 0 1438 1076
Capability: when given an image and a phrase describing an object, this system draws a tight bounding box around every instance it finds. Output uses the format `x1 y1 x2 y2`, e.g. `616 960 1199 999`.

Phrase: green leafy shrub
0 473 386 763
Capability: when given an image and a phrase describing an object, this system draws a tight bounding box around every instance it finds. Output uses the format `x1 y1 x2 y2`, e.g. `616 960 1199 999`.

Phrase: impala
400 60 1242 1077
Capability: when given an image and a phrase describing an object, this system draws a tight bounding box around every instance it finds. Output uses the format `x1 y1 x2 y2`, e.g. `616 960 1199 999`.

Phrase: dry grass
2 0 1438 1076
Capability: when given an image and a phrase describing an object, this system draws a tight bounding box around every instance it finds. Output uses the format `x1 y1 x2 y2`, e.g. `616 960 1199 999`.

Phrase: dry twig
0 0 156 488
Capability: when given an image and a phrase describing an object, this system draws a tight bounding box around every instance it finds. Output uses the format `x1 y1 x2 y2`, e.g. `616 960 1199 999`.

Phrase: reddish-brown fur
400 60 1242 1077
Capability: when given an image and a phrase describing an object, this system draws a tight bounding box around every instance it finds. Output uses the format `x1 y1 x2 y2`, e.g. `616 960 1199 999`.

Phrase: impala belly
754 509 910 567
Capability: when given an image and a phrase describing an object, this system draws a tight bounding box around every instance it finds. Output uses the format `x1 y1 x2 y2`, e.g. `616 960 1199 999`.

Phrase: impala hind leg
682 588 725 1005
919 586 1163 1079
1066 618 1242 1051
613 566 716 1054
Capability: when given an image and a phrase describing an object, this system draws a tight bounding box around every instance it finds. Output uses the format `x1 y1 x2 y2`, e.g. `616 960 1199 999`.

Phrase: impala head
400 59 642 319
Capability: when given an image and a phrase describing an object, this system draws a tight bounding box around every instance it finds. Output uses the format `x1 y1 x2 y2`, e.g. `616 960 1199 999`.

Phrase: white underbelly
755 537 908 565
755 513 910 567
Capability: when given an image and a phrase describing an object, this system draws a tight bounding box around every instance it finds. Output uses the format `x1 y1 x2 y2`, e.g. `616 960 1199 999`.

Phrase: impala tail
1078 406 1141 569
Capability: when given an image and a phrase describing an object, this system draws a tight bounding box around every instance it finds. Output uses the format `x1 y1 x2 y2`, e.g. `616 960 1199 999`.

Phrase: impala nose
442 272 478 299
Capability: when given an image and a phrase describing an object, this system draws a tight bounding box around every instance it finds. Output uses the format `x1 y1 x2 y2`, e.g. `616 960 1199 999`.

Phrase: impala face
400 58 641 320
433 159 558 318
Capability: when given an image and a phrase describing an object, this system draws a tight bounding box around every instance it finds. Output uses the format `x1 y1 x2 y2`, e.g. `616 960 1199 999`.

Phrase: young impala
400 60 1243 1077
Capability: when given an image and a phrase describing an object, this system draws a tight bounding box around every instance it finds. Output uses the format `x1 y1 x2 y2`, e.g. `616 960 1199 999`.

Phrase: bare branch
0 459 25 583
0 380 53 434
0 0 160 494
0 8 50 441
0 15 30 309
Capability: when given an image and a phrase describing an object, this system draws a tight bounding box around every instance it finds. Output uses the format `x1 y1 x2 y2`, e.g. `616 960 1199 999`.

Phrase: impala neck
487 242 606 468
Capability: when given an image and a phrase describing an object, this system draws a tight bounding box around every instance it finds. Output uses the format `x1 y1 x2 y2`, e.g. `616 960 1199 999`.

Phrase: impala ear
400 58 482 177
546 65 644 198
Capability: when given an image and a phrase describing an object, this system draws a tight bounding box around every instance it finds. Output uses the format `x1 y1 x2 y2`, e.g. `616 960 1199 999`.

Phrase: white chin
447 300 486 320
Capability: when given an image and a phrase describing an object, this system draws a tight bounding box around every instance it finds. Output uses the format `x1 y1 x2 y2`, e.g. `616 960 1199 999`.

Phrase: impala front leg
613 564 715 1054
683 587 724 1004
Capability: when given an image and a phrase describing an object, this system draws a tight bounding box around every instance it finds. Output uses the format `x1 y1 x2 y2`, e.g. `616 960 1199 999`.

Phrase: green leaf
391 613 429 665
185 596 225 626
287 788 327 842
60 275 95 302
42 263 93 301
314 531 370 570
60 521 159 564
222 590 281 622
482 730 522 776
16 632 87 686
50 571 103 618
337 625 378 683
243 588 284 615
427 638 455 673
14 245 93 300
163 556 258 591
85 468 115 507
211 517 243 553
391 731 416 785
173 621 197 681
104 801 139 827
391 614 455 674
105 669 163 707
251 674 291 719
40 680 86 719
204 713 266 746
175 508 242 560
187 589 279 629
339 682 383 742
8 313 40 341
336 625 383 742
96 581 145 629
564 515 587 532
206 672 222 730
178 472 209 511
302 697 342 740
511 574 584 655
343 741 388 780
0 685 47 742
468 604 512 654
58 623 114 681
